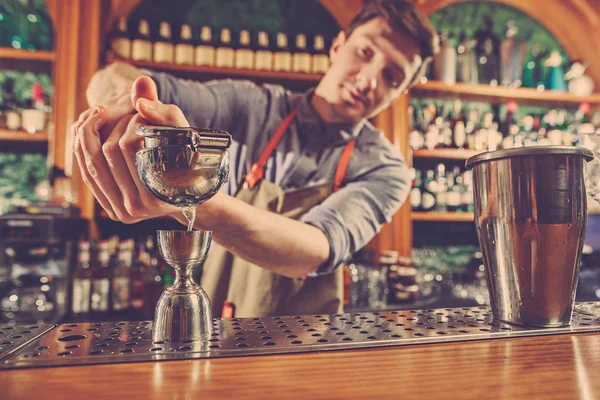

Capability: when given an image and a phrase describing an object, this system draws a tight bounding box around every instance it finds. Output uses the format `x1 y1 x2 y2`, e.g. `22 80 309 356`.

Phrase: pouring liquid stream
182 206 196 232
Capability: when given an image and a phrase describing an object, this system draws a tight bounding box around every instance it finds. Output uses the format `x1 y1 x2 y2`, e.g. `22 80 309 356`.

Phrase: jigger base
152 284 213 343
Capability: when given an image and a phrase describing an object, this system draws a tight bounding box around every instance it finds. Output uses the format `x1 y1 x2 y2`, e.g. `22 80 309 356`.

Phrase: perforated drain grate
2 302 599 369
0 323 55 363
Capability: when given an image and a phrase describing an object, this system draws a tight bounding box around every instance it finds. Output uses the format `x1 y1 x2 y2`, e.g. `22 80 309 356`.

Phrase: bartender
72 0 439 317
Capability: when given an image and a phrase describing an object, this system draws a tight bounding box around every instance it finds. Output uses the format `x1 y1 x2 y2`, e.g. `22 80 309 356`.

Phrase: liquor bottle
409 168 422 211
215 28 235 68
195 26 215 66
474 16 500 85
235 29 255 69
109 17 131 59
130 242 147 311
456 32 478 84
446 167 463 212
111 240 131 312
175 24 194 65
2 78 21 130
131 19 152 61
292 33 312 73
420 170 437 212
273 32 292 72
522 44 546 90
408 105 425 150
451 100 467 149
500 20 526 87
438 31 457 85
254 31 273 71
311 34 329 74
90 241 112 316
153 21 174 63
460 170 475 212
434 163 448 212
21 82 46 134
72 241 92 317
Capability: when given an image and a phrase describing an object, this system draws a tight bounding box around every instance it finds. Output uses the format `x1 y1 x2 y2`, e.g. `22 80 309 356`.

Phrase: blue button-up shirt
147 71 410 274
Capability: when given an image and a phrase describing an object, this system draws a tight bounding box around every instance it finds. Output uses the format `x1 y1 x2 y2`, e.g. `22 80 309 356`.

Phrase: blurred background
0 0 599 324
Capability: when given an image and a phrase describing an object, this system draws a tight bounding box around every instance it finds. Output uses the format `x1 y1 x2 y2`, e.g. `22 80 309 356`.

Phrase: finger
131 76 159 105
119 114 156 206
72 115 118 220
135 98 189 127
101 114 146 220
78 107 129 221
98 100 136 142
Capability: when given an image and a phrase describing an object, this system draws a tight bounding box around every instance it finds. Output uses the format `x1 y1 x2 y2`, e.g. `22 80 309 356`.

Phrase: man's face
318 17 423 124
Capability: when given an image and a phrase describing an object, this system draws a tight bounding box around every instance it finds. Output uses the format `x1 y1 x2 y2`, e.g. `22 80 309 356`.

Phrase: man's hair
347 0 440 86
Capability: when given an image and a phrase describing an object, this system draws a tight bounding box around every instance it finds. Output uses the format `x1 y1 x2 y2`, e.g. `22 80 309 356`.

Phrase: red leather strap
221 301 235 318
245 108 298 189
333 138 356 192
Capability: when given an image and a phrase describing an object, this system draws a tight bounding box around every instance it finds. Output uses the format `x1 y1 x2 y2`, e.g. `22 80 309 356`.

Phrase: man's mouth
342 85 369 109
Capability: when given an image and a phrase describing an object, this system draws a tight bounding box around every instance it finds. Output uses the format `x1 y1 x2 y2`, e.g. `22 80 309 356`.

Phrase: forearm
171 192 330 278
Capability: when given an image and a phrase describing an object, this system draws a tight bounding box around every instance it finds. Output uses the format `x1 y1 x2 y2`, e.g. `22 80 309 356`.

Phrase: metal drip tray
2 302 600 369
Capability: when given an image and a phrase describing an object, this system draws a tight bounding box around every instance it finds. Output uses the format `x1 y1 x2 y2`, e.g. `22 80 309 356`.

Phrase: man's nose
355 72 378 95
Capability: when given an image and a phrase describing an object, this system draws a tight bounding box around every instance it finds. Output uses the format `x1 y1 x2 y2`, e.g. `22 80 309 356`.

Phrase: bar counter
2 332 600 399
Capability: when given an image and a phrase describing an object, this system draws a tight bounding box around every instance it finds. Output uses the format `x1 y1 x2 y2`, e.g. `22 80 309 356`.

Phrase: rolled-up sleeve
300 136 410 275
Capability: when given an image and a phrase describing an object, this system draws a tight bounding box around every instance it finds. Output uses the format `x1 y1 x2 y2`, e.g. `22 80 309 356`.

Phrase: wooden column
50 0 105 236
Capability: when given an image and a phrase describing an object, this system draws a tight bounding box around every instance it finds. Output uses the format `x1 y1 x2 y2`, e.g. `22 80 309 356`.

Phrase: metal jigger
135 125 232 343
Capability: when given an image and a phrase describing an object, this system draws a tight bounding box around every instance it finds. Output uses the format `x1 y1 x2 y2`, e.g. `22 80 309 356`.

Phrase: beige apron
200 109 356 317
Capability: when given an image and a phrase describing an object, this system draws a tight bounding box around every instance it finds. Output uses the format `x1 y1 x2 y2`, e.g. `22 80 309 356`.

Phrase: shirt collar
291 89 366 145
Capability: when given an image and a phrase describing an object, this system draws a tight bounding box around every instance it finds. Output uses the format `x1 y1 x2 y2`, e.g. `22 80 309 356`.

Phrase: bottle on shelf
446 167 463 212
21 82 46 134
436 30 457 86
129 242 147 311
195 26 215 67
90 241 112 317
143 236 163 316
499 20 526 87
254 31 273 71
409 167 422 211
460 170 474 212
273 32 292 72
175 24 195 65
2 77 21 130
292 33 312 73
420 170 437 212
235 29 255 70
434 163 448 212
451 100 467 149
109 17 131 59
131 19 152 62
153 21 174 63
311 34 329 74
111 240 132 312
474 15 500 85
456 32 478 84
71 241 92 318
215 28 235 68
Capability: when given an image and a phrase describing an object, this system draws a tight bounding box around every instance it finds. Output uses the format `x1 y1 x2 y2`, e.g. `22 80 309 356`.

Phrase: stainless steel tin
466 146 594 327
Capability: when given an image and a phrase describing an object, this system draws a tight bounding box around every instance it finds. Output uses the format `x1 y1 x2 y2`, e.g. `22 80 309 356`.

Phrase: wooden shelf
0 47 55 62
411 80 600 107
107 55 323 87
412 148 483 161
0 129 48 142
412 211 474 222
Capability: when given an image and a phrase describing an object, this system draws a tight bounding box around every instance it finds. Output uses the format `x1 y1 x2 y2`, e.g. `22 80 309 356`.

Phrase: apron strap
333 138 356 192
246 108 298 189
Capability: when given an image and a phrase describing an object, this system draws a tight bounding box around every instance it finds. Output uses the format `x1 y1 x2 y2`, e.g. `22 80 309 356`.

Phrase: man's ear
329 31 347 63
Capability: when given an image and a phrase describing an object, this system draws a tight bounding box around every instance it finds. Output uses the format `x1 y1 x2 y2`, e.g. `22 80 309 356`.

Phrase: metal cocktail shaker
466 146 594 327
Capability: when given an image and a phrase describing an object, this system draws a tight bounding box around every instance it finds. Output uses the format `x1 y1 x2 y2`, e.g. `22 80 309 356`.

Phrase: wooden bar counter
2 332 599 399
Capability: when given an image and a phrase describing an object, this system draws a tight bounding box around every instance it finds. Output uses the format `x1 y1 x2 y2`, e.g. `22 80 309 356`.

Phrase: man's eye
358 48 371 59
383 70 400 88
